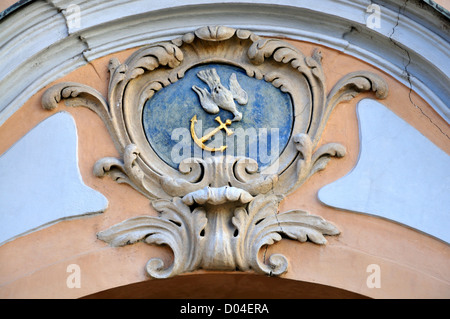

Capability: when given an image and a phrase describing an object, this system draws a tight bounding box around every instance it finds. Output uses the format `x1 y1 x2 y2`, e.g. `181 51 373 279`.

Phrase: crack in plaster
262 244 270 275
388 0 450 139
78 35 103 81
45 0 101 81
262 198 286 276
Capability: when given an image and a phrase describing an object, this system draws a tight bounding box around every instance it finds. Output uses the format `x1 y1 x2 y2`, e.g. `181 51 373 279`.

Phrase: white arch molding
0 0 448 127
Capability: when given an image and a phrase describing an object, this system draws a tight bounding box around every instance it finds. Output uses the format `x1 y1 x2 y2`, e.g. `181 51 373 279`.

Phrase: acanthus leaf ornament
42 26 388 278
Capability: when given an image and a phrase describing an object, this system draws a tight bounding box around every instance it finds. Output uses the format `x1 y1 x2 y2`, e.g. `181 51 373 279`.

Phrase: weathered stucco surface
0 39 448 298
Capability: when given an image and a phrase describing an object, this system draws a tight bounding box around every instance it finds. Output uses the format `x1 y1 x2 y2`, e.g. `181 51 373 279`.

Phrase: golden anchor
190 115 233 152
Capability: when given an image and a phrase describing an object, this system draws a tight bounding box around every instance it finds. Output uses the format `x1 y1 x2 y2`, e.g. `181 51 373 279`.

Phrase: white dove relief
192 68 248 122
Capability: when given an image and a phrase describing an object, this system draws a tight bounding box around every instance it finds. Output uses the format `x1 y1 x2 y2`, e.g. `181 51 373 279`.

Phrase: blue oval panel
142 63 293 170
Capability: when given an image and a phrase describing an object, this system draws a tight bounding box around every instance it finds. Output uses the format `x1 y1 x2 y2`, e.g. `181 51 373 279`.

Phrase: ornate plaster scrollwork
42 26 388 278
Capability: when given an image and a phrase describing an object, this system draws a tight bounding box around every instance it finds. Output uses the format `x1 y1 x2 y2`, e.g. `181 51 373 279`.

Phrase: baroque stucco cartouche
0 40 448 299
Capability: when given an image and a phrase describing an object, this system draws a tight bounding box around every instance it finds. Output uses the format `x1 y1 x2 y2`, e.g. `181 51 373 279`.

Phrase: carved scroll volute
100 26 371 194
244 39 388 195
41 26 388 279
102 42 187 200
247 40 326 139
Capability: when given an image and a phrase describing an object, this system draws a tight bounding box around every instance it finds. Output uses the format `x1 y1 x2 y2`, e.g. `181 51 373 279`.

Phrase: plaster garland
42 26 388 278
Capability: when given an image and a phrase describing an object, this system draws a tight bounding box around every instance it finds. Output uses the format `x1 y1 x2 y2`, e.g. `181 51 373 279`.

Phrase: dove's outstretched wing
229 73 248 105
197 69 220 91
192 85 220 114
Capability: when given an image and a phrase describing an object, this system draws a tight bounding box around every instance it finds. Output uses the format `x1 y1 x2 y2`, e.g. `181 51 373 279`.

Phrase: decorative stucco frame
42 26 388 278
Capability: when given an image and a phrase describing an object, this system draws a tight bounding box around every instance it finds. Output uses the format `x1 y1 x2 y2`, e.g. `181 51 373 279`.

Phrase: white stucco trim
319 99 450 243
0 0 448 126
0 112 108 246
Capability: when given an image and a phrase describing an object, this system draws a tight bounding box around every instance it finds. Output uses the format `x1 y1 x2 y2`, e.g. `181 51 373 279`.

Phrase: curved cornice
0 0 448 125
